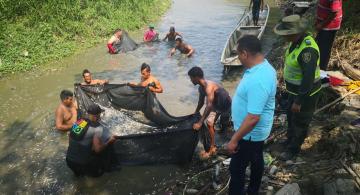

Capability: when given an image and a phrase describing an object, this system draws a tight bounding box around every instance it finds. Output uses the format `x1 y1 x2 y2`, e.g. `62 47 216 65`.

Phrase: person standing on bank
274 15 322 160
66 104 116 177
315 0 342 70
188 67 232 159
226 35 277 195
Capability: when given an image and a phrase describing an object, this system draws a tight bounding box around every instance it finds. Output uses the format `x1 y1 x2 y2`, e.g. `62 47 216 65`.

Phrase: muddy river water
0 0 281 194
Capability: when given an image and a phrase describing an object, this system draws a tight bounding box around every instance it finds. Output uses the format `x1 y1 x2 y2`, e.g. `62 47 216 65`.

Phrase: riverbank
0 0 170 77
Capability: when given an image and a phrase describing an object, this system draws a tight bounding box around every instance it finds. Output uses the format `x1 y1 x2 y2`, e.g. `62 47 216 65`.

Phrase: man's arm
261 0 264 11
316 12 337 31
249 0 253 9
293 48 319 109
149 79 163 93
170 48 176 56
162 33 169 41
92 135 116 153
94 79 109 85
107 37 116 54
195 93 205 113
176 32 182 38
227 114 260 153
55 107 72 132
198 88 215 124
186 45 194 57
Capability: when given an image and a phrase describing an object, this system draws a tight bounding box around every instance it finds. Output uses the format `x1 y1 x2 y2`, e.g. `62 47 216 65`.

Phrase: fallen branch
314 86 360 115
336 49 360 81
341 161 360 189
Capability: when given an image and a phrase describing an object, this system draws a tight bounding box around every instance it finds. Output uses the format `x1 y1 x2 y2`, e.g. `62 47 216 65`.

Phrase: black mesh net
74 84 207 165
112 31 138 53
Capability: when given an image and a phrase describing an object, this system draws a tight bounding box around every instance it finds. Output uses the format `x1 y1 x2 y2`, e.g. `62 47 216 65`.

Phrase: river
0 0 281 194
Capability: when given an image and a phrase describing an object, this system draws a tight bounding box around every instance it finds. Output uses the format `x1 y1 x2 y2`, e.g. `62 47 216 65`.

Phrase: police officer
274 15 322 160
66 104 116 177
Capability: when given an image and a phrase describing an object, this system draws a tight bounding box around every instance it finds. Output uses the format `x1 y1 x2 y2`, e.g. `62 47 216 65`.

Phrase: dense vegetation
340 0 360 34
0 0 170 75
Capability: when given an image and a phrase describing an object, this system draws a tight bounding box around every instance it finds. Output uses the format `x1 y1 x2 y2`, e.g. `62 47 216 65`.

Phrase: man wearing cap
66 104 116 177
315 0 343 70
143 24 159 42
274 15 322 160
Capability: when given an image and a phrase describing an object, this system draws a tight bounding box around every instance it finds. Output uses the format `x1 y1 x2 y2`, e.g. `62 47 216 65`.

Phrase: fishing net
113 31 138 53
74 84 209 165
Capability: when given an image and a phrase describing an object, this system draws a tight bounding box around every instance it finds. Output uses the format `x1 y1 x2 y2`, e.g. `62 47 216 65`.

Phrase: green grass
0 0 171 76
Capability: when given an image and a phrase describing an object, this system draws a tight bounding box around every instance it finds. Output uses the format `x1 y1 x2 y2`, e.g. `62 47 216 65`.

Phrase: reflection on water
0 0 281 193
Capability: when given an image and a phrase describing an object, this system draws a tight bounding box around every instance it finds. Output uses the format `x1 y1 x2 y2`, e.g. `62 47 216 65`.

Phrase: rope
182 167 229 195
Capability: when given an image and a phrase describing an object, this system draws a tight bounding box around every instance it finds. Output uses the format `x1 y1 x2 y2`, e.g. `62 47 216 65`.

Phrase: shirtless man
170 37 194 57
163 26 182 41
55 90 78 132
81 69 109 85
129 63 163 93
107 29 122 54
188 67 231 158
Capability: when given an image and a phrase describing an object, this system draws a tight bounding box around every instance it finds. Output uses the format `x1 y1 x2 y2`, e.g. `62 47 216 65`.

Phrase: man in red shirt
315 0 342 70
143 24 159 42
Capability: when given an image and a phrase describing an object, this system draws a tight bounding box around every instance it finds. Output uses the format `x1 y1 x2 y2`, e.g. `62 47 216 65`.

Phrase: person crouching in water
128 63 163 94
143 24 159 42
107 29 123 54
66 104 117 177
163 26 182 41
188 67 231 159
170 37 194 58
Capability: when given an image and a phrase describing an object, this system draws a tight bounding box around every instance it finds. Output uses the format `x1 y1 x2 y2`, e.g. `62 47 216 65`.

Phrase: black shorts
66 158 104 177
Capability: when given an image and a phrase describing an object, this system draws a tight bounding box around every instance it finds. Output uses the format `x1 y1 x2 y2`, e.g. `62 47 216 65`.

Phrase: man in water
55 90 77 132
170 37 194 57
188 67 231 158
81 69 109 85
249 0 264 26
66 104 117 177
129 63 163 93
163 26 182 41
143 24 159 42
107 29 122 54
226 35 276 195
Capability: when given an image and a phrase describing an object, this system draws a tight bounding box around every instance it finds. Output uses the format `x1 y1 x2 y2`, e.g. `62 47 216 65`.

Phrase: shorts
252 2 261 20
206 112 218 127
66 157 104 177
206 109 231 127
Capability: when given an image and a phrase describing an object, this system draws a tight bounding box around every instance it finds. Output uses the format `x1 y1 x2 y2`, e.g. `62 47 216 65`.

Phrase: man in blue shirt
227 35 277 195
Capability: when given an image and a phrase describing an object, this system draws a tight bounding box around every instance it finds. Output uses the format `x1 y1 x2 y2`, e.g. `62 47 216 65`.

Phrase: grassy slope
0 0 170 76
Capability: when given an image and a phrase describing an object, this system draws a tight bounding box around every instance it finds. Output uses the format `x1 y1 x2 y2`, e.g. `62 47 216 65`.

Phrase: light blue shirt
231 59 277 141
